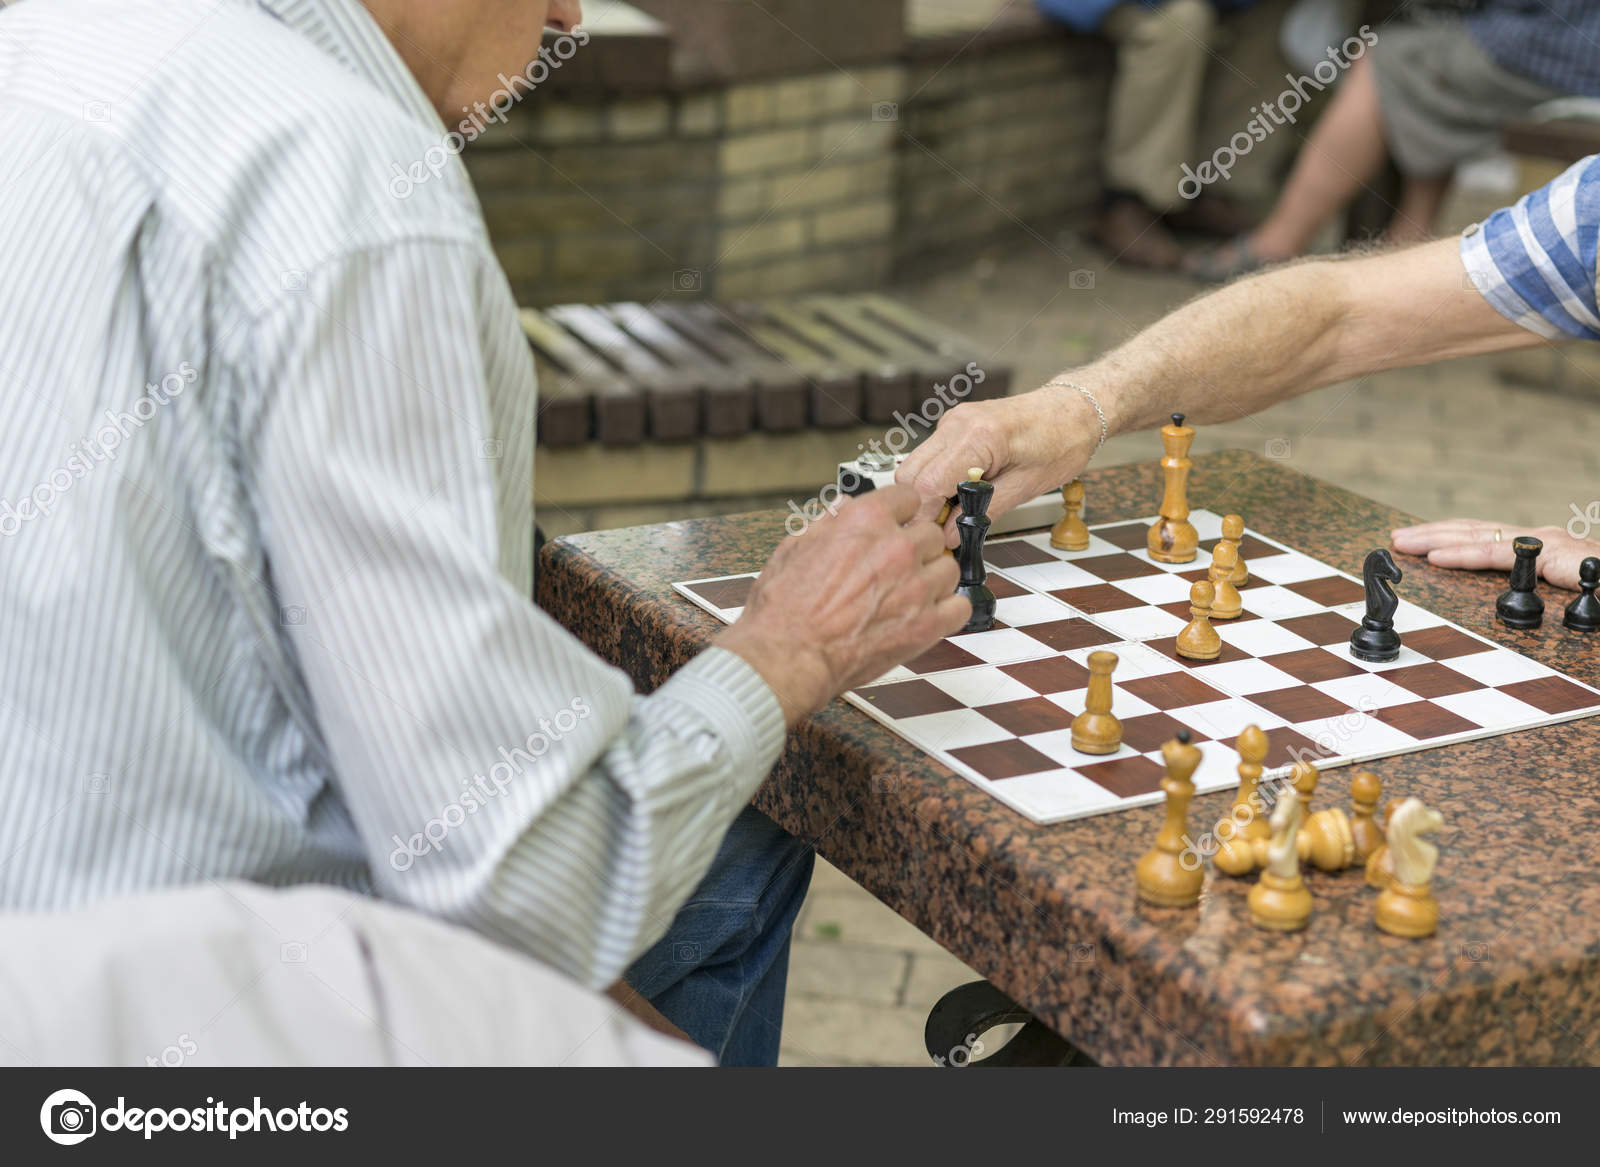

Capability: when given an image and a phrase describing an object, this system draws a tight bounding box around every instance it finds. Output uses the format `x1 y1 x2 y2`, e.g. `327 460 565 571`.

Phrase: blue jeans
625 806 813 1066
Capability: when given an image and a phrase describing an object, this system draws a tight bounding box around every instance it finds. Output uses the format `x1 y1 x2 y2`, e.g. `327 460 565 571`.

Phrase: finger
864 482 921 526
931 592 973 636
907 447 995 526
922 551 959 599
1425 542 1519 573
908 520 947 564
1391 519 1517 554
896 445 957 524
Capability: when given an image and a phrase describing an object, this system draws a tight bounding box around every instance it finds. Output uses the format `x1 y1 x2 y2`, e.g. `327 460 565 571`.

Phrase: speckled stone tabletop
536 450 1600 1066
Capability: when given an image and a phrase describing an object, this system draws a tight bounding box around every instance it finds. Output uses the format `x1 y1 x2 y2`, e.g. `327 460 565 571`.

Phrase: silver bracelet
1044 379 1108 453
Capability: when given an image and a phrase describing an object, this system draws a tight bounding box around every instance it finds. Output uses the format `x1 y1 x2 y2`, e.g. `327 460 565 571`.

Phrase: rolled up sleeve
239 237 786 988
1461 153 1600 342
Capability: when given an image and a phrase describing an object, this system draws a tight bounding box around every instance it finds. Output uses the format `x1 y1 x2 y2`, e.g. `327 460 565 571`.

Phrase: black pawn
1349 547 1403 663
954 474 996 633
1564 556 1600 633
1496 537 1544 630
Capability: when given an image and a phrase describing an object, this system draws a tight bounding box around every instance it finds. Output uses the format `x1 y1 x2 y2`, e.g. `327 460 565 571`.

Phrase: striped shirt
1466 1 1600 99
1461 153 1600 342
0 0 784 989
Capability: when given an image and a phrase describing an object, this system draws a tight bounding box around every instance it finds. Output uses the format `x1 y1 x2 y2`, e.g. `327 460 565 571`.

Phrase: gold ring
1493 528 1503 543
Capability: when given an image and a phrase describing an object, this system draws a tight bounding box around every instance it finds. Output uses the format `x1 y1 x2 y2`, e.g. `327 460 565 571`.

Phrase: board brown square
1382 662 1480 699
1405 625 1489 661
857 678 964 719
975 696 1075 737
1277 611 1360 646
949 738 1058 780
903 640 983 674
988 574 1027 599
1198 534 1278 561
1071 553 1160 582
1260 647 1366 684
1218 726 1332 767
687 576 755 610
1119 712 1209 752
1149 638 1252 667
1287 576 1366 606
1120 672 1227 709
1374 701 1482 739
1021 618 1119 652
1096 522 1150 550
1499 675 1598 715
1075 755 1166 798
1250 685 1354 722
1157 600 1261 623
986 540 1058 569
1177 567 1268 592
1051 583 1143 613
1001 656 1091 695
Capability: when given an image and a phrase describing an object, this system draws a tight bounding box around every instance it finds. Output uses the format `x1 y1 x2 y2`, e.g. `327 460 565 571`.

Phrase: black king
955 467 997 633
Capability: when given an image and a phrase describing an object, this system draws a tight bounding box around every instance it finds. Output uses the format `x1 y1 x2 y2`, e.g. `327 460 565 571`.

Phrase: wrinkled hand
717 485 968 724
1390 519 1599 591
895 385 1101 544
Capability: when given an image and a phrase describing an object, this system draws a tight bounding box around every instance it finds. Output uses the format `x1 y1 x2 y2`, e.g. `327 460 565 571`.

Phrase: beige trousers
1101 0 1303 212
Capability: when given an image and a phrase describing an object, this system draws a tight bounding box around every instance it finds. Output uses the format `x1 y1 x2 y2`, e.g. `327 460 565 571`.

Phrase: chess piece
1213 725 1270 876
1291 760 1355 872
954 468 996 632
1248 791 1313 932
1375 798 1442 938
1136 731 1205 908
1050 479 1090 551
1071 650 1122 754
1176 580 1222 661
1147 413 1198 563
1364 798 1405 888
1220 514 1248 586
1349 771 1384 862
1349 548 1403 663
1208 540 1243 620
1496 536 1544 630
1564 556 1600 633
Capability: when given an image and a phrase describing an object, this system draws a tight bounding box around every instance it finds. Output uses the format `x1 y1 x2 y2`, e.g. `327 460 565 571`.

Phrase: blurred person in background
1189 0 1600 280
1037 0 1299 270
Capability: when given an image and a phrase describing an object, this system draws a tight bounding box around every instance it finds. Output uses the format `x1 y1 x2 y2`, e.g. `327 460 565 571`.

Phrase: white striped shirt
0 0 784 989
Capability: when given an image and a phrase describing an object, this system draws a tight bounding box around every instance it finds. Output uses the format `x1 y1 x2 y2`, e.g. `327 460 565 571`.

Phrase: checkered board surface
673 510 1600 825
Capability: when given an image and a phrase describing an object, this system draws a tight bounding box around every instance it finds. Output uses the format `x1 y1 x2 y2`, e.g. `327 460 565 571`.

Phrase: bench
520 295 1013 448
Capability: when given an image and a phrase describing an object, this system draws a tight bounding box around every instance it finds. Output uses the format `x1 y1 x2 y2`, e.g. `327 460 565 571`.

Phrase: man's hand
895 385 1102 542
1391 519 1599 591
716 485 968 725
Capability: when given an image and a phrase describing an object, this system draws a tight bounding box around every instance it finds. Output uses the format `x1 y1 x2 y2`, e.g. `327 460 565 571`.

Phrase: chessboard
673 509 1600 825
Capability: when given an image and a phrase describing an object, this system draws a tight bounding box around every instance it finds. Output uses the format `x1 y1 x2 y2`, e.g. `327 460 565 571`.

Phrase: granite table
536 450 1600 1065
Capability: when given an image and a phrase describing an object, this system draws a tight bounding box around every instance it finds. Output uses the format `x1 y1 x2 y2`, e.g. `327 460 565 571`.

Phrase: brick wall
896 38 1110 269
464 33 1109 307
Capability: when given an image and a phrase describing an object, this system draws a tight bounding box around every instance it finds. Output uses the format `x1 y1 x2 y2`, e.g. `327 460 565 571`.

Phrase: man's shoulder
3 0 483 294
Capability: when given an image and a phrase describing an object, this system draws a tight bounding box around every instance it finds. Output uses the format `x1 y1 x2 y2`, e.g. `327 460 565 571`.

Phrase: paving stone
779 997 932 1066
787 941 908 1005
798 889 951 957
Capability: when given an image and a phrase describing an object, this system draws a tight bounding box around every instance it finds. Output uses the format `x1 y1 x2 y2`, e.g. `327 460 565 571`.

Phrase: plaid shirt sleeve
1460 153 1600 342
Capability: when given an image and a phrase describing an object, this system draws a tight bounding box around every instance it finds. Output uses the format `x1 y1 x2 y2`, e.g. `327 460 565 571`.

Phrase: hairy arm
900 238 1564 524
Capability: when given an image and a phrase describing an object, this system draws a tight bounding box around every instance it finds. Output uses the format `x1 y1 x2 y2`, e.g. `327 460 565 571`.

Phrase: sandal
1182 235 1269 284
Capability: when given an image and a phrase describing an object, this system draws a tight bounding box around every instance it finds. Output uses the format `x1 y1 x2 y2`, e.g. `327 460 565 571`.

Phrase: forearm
1069 258 1352 435
1066 239 1553 438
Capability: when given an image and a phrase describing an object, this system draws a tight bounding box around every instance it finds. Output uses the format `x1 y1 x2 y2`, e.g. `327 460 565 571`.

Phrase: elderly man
901 154 1600 582
0 0 965 1067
